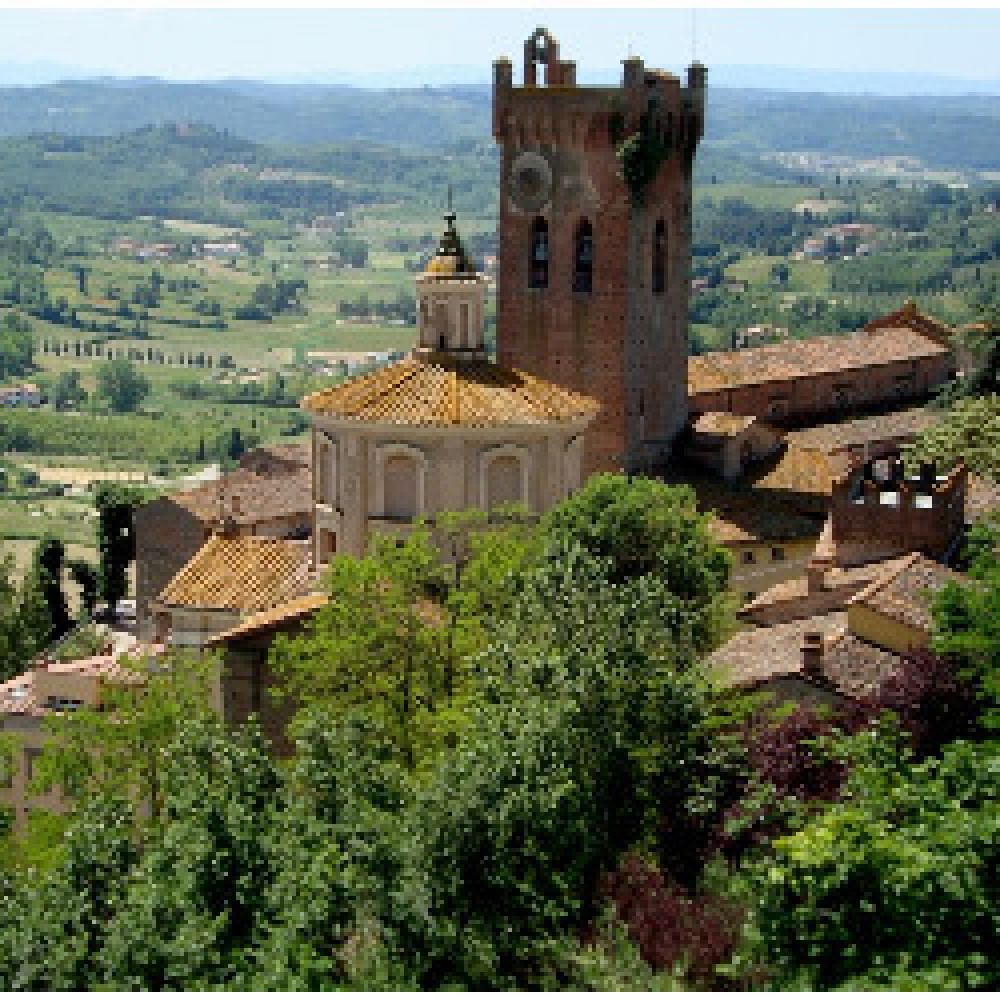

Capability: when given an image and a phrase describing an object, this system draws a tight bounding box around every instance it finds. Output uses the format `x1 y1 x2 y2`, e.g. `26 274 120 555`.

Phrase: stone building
149 533 314 648
493 28 705 477
303 209 599 563
134 469 311 639
687 306 955 425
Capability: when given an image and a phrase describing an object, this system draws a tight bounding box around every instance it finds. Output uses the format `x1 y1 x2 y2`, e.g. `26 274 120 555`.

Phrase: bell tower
493 28 705 476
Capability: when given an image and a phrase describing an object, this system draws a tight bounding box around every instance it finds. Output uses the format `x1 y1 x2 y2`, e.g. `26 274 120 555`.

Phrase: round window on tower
509 151 553 213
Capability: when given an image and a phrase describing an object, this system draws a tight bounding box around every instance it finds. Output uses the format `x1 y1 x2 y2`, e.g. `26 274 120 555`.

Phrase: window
573 220 593 293
383 454 419 520
742 550 756 565
529 217 549 288
744 591 757 602
652 218 666 295
771 546 786 562
487 454 522 509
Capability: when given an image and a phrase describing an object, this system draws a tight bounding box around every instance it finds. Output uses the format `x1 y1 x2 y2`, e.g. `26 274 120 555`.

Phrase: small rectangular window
771 546 786 562
742 550 755 565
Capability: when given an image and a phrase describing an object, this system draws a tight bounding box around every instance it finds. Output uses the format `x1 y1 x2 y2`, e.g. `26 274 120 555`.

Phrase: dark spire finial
445 185 456 230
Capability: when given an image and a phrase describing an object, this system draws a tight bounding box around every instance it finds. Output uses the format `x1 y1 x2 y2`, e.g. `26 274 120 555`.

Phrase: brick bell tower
493 27 705 476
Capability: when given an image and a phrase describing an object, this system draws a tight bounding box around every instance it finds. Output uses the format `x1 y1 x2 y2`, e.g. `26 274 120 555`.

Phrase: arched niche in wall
375 443 426 520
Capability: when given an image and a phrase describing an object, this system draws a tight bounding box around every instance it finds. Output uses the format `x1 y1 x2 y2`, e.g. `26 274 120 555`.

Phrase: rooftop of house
741 555 911 618
819 632 906 699
164 468 312 525
0 647 159 718
156 535 314 614
691 412 757 438
687 325 950 394
848 550 965 633
663 473 823 545
782 406 938 454
864 300 954 348
238 440 311 470
301 352 599 428
206 594 329 646
708 611 848 689
744 444 837 500
710 612 907 700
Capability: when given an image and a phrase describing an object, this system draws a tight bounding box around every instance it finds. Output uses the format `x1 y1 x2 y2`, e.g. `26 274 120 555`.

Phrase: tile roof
709 612 848 689
662 472 823 544
746 445 836 499
301 352 599 428
239 440 311 469
742 555 908 615
820 632 905 699
692 412 757 437
782 407 938 454
848 551 965 632
863 301 954 348
687 326 950 394
710 614 905 700
206 594 328 646
0 649 157 718
166 469 311 525
156 535 313 614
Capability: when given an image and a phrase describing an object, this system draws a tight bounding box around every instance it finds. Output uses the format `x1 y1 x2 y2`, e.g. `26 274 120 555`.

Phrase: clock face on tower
508 151 553 213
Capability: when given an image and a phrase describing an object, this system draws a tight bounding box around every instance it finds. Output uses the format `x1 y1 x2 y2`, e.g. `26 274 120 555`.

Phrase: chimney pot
801 632 825 680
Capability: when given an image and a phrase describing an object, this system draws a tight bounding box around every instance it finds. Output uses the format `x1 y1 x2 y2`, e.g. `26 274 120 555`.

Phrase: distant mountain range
1 59 999 97
0 72 995 171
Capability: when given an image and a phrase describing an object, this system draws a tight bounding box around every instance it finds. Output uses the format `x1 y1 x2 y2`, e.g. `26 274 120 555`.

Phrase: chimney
806 555 832 594
801 632 825 681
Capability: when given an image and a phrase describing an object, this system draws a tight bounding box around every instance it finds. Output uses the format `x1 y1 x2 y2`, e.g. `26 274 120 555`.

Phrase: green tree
95 358 149 413
32 536 72 643
539 474 731 653
94 483 143 614
52 369 87 410
905 394 1000 480
747 730 1000 990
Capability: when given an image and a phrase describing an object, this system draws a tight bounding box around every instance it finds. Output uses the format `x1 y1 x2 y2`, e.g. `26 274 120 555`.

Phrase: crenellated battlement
828 452 966 566
492 27 705 160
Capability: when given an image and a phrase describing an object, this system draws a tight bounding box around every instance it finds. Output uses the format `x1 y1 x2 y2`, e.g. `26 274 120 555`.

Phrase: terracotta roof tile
748 445 836 498
302 353 599 428
156 536 313 614
167 469 311 525
239 440 311 469
206 594 328 646
848 551 965 632
820 632 905 699
692 412 757 437
662 473 823 544
709 612 848 689
688 326 950 394
741 555 910 619
783 407 938 454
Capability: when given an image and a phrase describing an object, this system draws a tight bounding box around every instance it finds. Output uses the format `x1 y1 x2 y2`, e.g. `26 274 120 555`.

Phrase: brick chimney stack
801 632 825 681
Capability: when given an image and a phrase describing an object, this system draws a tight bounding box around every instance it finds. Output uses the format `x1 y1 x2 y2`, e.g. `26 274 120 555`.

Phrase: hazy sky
2 6 1000 85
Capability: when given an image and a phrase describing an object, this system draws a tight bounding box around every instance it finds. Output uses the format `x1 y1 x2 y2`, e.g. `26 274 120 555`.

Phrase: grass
696 183 827 212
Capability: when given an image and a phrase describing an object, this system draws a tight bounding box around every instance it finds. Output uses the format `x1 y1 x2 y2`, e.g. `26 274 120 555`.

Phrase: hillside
0 78 996 171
